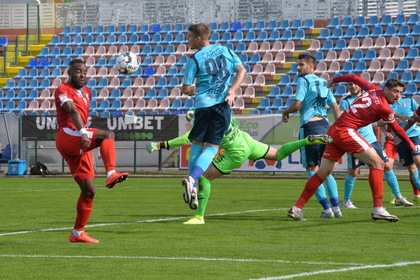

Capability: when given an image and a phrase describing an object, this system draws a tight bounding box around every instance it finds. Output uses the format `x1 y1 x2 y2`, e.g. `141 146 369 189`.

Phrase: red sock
74 195 94 231
100 139 116 172
409 176 420 195
369 168 384 207
295 173 324 209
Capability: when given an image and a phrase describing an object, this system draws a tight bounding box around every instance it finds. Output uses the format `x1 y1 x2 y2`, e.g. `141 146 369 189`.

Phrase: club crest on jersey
388 113 395 120
370 91 380 105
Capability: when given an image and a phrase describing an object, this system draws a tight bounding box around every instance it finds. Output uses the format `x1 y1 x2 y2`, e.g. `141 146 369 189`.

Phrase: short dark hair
297 53 316 65
384 78 405 90
188 23 211 41
68 59 85 69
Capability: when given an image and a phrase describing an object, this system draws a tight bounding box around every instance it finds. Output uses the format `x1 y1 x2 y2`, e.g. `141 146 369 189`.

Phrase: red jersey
332 75 415 151
54 82 91 130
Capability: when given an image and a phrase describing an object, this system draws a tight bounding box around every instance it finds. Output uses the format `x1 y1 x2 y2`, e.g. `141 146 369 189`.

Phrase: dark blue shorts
347 141 389 168
397 136 420 166
299 118 330 168
189 102 232 146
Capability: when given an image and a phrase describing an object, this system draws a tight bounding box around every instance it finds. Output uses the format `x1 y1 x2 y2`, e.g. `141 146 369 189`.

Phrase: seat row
325 14 420 29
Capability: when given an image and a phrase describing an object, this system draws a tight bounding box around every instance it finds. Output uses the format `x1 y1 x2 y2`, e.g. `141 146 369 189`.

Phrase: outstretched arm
388 121 416 152
146 130 191 153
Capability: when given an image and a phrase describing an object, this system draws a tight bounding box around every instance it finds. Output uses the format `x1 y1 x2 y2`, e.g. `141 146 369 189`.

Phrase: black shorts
189 102 232 146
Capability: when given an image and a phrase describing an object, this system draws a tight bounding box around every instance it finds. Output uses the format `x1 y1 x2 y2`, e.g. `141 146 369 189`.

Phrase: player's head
383 78 405 104
346 82 361 97
68 59 87 90
187 23 211 49
297 53 316 76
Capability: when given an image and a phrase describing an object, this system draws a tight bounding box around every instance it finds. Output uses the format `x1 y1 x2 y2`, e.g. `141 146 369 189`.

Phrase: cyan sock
385 170 401 197
344 174 356 201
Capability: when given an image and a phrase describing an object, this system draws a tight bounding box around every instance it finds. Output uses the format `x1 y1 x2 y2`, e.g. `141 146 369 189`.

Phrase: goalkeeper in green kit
146 116 332 224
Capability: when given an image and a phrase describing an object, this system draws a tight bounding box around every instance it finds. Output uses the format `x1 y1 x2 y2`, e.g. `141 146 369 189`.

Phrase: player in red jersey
287 75 414 222
54 59 129 243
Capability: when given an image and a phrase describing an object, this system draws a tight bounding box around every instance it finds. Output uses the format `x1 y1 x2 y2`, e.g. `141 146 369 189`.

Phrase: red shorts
322 126 372 161
383 139 398 160
55 128 99 183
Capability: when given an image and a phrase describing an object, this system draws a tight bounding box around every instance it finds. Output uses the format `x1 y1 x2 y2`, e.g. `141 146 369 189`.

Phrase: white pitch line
0 208 286 237
249 261 420 280
0 254 366 266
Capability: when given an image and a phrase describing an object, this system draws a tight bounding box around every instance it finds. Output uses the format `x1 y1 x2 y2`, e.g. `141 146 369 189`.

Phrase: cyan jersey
339 94 377 143
295 74 336 126
390 97 420 137
182 44 242 109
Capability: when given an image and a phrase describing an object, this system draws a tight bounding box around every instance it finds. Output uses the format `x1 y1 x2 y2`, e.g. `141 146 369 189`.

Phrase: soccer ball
115 51 140 75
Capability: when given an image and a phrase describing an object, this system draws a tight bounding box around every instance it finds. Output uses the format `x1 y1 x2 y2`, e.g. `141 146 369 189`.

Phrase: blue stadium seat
154 77 167 89
413 72 420 84
317 28 330 40
269 97 283 110
292 29 305 41
355 26 369 38
166 77 180 88
276 74 291 87
370 25 383 38
340 61 354 74
59 25 72 35
81 34 93 46
38 79 50 90
406 47 419 60
26 68 38 79
302 18 314 29
314 51 324 62
266 20 278 31
144 88 157 100
326 17 339 28
342 27 356 39
14 89 27 101
234 42 246 54
256 97 270 110
403 82 416 96
287 63 298 75
248 53 261 65
168 98 182 111
332 38 346 51
280 86 294 98
140 44 152 56
91 34 105 46
119 77 132 89
253 20 266 31
160 23 172 34
28 89 38 100
162 44 175 55
161 33 173 44
395 59 409 72
340 16 353 28
353 61 366 73
165 65 178 77
109 99 122 112
69 34 82 46
61 46 72 57
241 20 253 32
72 46 83 57
401 36 415 48
319 39 333 52
13 100 27 112
209 32 220 43
329 27 343 39
15 68 27 79
48 57 61 68
91 25 104 35
173 33 187 44
380 15 393 26
104 34 116 44
267 30 280 41
407 14 419 25
218 32 231 43
38 57 50 68
26 58 38 68
37 47 49 57
231 31 244 43
96 100 110 112
278 19 290 30
410 23 420 36
48 67 62 79
262 108 272 114
352 16 366 28
180 98 194 111
267 86 280 98
142 66 155 77
401 71 413 84
290 19 302 30
149 24 161 34
175 55 188 66
140 55 153 67
279 30 292 41
115 33 127 45
243 31 256 43
394 14 406 26
150 33 162 44
150 44 164 56
138 24 149 34
80 25 93 35
383 25 397 37
350 49 363 62
397 24 410 37
363 49 376 61
57 35 71 46
230 21 242 32
114 24 127 35
334 84 347 97
47 35 59 46
95 77 109 89
254 30 268 42
104 24 116 35
250 109 260 115
156 88 169 99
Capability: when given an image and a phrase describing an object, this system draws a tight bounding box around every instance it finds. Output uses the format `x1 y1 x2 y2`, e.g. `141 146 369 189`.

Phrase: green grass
1 177 419 279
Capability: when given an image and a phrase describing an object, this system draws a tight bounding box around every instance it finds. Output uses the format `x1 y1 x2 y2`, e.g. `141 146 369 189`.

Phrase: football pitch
1 176 419 279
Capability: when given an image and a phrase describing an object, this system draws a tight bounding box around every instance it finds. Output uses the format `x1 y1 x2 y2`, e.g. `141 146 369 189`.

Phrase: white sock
292 206 302 211
72 229 83 237
324 208 332 214
332 206 340 213
107 170 116 178
373 207 383 213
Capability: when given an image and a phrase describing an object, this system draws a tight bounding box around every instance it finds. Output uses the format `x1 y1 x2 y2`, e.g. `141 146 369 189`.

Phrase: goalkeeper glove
186 110 194 122
146 141 169 153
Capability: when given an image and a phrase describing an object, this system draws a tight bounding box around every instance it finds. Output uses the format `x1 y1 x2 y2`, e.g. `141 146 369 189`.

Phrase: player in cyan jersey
384 96 420 202
339 82 413 208
55 59 129 243
181 23 246 210
288 75 415 222
282 53 342 219
146 117 332 224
